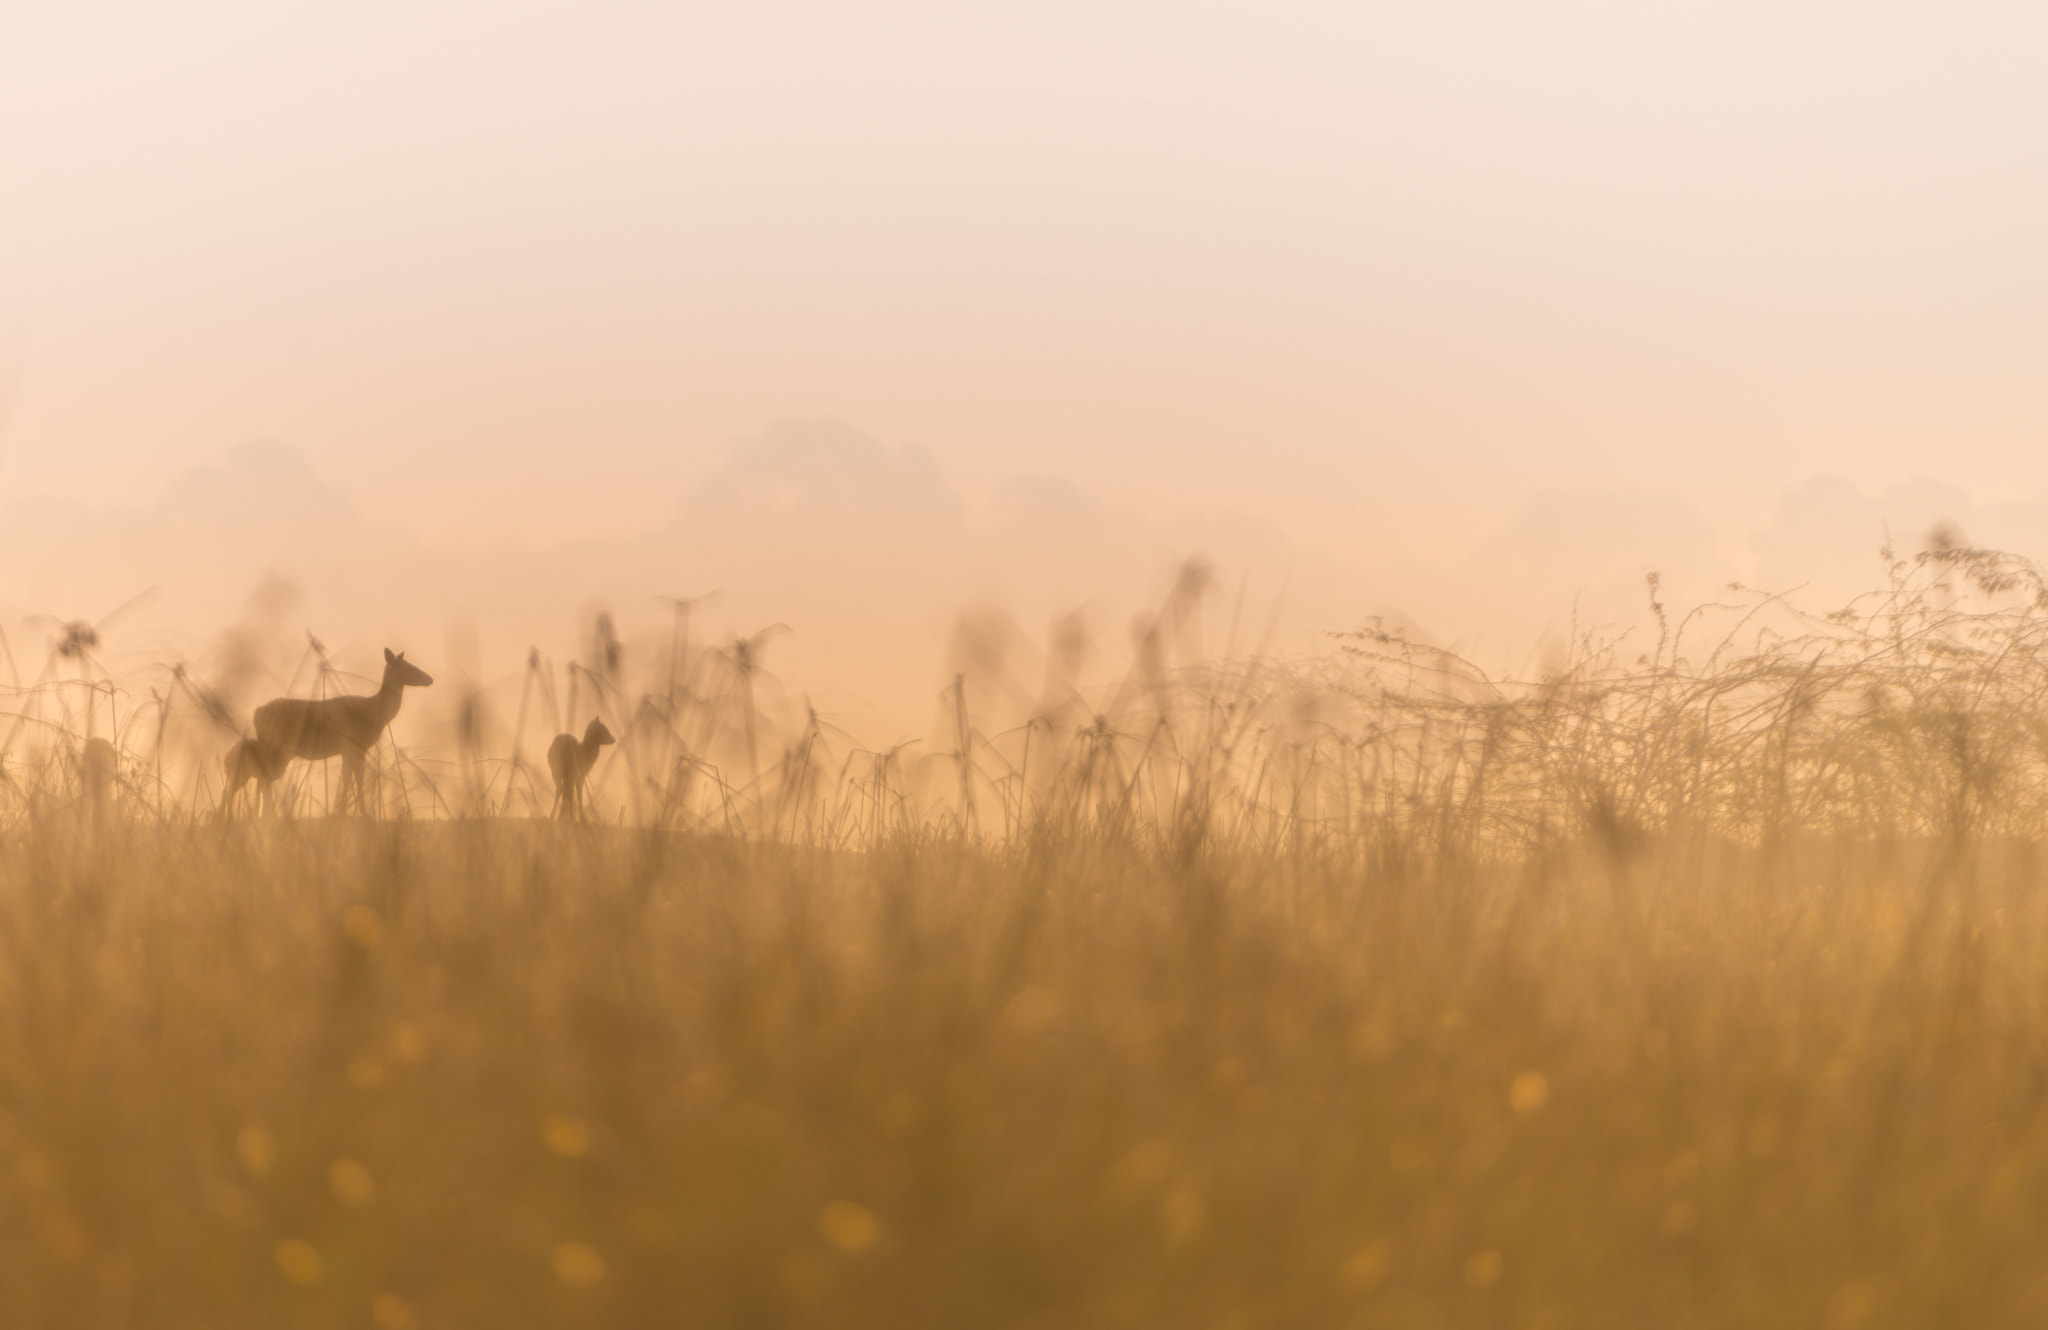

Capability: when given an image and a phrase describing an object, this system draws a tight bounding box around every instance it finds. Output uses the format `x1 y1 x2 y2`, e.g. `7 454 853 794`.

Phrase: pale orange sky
6 2 2047 566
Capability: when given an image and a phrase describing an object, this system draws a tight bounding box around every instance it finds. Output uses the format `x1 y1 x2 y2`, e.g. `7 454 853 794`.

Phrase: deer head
383 648 435 689
583 717 616 748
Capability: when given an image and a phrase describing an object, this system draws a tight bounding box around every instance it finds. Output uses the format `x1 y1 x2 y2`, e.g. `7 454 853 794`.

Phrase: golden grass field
6 547 2048 1328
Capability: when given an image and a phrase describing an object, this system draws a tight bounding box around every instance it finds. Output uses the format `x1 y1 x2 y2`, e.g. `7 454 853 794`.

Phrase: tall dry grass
3 544 2048 1327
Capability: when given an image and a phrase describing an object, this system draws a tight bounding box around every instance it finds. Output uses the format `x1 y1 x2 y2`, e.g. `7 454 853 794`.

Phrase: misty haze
7 4 2048 1328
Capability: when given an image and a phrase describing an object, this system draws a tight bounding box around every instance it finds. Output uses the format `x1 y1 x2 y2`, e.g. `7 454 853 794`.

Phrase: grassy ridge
9 549 2048 1325
3 821 2045 1329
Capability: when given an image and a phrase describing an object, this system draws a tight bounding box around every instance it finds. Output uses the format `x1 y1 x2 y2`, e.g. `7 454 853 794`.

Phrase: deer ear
385 648 396 663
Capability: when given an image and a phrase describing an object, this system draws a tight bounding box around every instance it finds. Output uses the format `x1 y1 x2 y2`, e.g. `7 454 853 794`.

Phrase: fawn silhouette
252 648 433 816
549 717 615 820
80 737 120 830
222 736 291 816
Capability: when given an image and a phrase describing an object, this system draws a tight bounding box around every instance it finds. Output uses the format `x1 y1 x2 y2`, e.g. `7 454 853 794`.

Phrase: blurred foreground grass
4 819 2046 1329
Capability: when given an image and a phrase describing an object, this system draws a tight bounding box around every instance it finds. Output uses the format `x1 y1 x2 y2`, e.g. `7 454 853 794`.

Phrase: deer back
255 695 388 759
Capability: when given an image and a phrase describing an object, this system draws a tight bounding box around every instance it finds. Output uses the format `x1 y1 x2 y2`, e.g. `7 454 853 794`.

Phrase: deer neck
374 670 408 726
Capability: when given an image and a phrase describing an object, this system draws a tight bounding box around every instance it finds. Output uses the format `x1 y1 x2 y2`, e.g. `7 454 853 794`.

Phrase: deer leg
230 756 263 820
342 752 365 817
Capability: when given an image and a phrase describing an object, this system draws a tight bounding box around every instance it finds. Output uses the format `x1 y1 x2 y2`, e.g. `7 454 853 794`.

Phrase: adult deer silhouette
549 717 614 820
252 648 433 816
